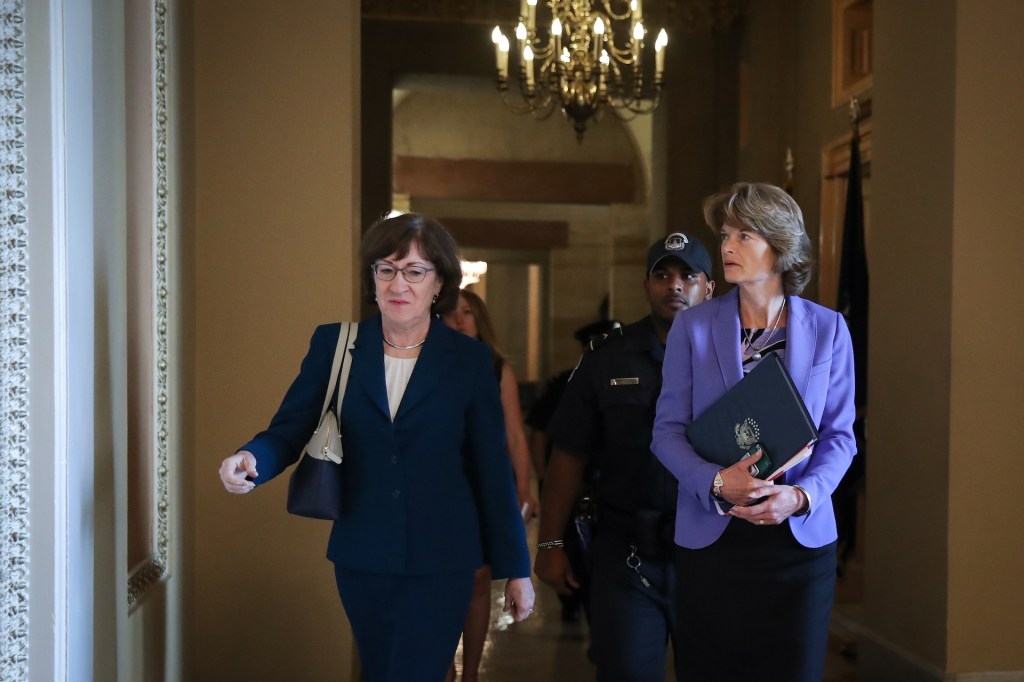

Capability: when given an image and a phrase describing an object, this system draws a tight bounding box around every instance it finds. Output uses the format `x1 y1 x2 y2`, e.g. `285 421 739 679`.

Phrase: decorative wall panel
0 0 29 677
127 0 171 609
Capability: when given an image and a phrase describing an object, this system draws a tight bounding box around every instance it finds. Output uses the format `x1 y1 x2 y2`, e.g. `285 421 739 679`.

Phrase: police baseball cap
647 232 713 278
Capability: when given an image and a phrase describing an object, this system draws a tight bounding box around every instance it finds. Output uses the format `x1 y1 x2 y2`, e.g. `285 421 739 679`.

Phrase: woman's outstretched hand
219 450 258 494
503 577 536 622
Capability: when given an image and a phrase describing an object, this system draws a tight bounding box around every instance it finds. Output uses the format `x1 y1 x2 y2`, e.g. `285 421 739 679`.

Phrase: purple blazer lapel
784 296 815 400
711 289 744 390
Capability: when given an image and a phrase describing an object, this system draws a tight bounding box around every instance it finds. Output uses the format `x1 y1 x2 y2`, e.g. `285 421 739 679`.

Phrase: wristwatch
712 471 725 499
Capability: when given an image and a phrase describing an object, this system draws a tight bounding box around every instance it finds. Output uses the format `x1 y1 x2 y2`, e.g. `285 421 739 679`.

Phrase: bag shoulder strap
335 322 358 413
318 322 357 419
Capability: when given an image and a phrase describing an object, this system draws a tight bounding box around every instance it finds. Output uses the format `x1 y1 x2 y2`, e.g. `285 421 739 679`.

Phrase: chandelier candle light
492 0 668 141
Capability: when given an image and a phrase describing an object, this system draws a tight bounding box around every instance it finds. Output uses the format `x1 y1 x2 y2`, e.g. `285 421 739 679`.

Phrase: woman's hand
717 450 775 506
518 489 540 522
534 547 579 596
728 485 807 526
219 450 258 494
503 577 536 622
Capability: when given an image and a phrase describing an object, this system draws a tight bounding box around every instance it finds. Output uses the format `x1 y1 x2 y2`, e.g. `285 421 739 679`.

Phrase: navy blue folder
687 353 818 481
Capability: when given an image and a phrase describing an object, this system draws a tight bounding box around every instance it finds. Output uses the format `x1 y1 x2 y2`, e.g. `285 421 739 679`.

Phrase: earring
432 294 438 304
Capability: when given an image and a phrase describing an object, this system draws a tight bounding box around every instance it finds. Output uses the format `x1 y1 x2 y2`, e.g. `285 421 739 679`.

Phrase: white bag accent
303 322 357 464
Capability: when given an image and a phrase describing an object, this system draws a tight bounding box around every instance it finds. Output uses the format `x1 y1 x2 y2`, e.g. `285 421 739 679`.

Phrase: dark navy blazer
240 315 531 578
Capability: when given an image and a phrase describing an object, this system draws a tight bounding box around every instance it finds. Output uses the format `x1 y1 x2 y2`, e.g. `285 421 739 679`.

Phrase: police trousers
588 529 681 682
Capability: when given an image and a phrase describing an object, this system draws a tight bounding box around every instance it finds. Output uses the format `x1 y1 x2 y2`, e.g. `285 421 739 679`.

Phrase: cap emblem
664 233 689 251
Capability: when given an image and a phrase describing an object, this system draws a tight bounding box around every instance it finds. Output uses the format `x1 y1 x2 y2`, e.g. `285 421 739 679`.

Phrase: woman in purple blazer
652 183 857 681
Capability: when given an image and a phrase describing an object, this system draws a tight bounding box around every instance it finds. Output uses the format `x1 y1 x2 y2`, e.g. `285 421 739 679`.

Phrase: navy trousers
587 531 681 682
334 564 476 682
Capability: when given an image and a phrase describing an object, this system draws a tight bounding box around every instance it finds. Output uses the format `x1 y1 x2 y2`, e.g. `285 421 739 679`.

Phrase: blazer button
392 489 401 499
391 455 398 464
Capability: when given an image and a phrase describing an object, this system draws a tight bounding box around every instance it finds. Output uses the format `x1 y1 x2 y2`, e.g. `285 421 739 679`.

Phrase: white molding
127 0 171 610
49 0 69 676
50 2 69 677
0 1 31 679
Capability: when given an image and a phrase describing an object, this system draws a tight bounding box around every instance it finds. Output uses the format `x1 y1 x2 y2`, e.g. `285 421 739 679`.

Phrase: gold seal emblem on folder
734 418 761 449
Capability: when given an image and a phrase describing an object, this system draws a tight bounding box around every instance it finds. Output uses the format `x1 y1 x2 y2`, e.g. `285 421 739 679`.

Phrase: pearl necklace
383 334 426 350
742 298 786 361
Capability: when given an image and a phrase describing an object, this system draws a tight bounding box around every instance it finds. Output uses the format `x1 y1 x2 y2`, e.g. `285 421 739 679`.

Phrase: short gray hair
702 182 814 295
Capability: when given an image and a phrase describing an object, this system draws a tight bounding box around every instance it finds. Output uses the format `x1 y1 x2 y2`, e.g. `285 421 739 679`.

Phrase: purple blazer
652 288 857 549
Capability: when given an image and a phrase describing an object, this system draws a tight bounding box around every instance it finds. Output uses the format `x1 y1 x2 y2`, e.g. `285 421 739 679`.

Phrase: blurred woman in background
443 289 538 682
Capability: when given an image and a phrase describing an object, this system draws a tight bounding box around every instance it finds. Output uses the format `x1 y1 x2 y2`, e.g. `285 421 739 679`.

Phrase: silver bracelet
791 485 811 516
536 540 565 550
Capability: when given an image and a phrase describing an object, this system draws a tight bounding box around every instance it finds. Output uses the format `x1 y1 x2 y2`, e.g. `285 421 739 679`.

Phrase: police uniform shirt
546 316 677 515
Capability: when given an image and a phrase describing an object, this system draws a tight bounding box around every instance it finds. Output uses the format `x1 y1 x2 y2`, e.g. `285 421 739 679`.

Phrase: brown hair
359 213 463 314
459 290 507 375
703 182 814 295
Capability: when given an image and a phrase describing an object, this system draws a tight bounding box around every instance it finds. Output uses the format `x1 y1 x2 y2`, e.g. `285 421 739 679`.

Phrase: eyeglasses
372 263 435 283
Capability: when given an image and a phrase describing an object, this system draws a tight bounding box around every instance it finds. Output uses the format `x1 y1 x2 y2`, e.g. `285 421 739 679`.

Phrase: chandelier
491 0 667 141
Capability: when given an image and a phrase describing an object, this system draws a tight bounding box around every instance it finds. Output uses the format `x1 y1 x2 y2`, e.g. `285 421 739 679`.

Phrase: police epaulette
568 327 624 383
587 327 624 352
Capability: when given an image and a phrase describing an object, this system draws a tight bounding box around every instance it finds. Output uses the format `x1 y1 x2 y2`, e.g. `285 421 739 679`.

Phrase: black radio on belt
631 509 676 561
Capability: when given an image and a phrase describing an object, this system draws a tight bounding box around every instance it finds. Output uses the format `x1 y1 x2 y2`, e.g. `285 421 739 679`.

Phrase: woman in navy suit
652 183 857 681
219 214 535 682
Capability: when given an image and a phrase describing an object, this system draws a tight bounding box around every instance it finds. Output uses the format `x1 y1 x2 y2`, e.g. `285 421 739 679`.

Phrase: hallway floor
449 522 860 681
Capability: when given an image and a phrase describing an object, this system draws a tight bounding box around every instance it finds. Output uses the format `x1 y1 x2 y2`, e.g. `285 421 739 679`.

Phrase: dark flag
837 133 869 408
833 130 869 570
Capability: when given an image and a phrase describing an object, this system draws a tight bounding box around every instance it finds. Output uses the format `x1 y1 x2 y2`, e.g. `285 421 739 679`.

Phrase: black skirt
673 519 836 682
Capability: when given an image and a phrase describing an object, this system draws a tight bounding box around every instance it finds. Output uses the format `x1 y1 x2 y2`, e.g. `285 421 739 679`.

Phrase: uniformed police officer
535 233 714 681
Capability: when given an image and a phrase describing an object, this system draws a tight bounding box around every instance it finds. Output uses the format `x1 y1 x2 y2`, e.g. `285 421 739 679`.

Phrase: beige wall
946 0 1024 673
868 0 1024 676
869 0 957 670
394 87 638 165
736 0 799 188
191 1 361 680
